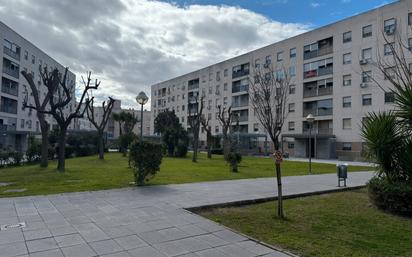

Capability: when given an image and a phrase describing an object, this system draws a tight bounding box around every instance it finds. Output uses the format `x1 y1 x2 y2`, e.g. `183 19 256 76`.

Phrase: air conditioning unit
360 83 369 88
359 59 368 65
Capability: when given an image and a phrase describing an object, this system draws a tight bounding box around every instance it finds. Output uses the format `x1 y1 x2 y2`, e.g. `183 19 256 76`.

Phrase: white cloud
310 2 321 8
0 0 310 109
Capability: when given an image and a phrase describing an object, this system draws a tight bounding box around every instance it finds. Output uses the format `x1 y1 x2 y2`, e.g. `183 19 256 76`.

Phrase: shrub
129 140 163 186
48 147 56 160
76 144 97 157
175 142 188 157
10 151 23 166
368 177 412 215
227 152 242 173
119 133 137 156
26 136 41 163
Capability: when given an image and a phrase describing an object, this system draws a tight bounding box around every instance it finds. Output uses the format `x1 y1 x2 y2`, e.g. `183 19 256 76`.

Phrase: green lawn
199 189 412 257
0 152 373 198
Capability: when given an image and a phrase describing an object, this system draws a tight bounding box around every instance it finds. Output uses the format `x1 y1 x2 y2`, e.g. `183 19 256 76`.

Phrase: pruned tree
200 116 213 159
48 70 98 172
21 66 56 167
86 97 116 160
249 63 291 218
188 94 204 162
217 105 236 160
112 112 123 137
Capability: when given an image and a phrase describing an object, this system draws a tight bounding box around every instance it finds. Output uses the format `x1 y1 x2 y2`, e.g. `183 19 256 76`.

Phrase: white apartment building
75 99 151 139
151 0 412 161
0 22 76 151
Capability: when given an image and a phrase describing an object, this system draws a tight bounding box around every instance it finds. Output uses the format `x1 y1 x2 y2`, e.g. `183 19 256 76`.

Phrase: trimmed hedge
129 140 163 186
368 177 412 215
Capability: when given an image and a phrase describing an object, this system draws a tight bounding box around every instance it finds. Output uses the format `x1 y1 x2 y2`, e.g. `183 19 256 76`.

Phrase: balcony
3 47 20 61
1 77 19 96
232 70 249 79
232 101 249 108
304 46 333 60
0 124 16 132
304 66 333 79
303 79 333 98
303 128 333 135
304 37 333 60
303 99 333 117
232 84 249 94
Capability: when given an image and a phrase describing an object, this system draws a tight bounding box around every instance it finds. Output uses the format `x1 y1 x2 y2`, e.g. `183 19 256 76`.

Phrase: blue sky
164 0 396 27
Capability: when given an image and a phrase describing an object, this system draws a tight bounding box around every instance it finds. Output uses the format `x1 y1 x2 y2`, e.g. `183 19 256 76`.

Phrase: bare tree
249 63 290 218
86 97 116 160
200 116 213 159
21 66 57 167
48 70 98 172
188 94 204 162
217 105 236 160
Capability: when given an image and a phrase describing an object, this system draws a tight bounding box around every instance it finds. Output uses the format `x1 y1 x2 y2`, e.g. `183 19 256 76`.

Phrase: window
384 43 394 56
277 51 284 61
0 97 18 114
224 83 228 91
182 117 185 122
290 48 296 58
362 94 372 106
289 84 296 94
384 67 396 80
343 96 351 108
224 69 228 77
288 142 295 149
409 38 412 52
343 31 352 43
24 50 28 60
288 121 295 131
384 92 395 103
343 74 352 86
27 120 32 129
289 66 296 77
384 18 396 34
216 71 221 81
409 13 412 26
342 118 352 129
265 55 271 65
362 25 372 38
215 126 219 133
342 143 352 151
362 48 372 61
21 119 24 129
276 69 284 81
343 53 351 65
223 97 228 106
362 71 372 83
31 55 35 64
255 59 260 69
182 105 185 111
288 103 295 113
253 123 259 132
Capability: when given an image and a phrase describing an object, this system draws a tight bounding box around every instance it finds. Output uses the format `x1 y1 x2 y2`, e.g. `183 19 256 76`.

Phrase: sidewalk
285 157 375 167
0 172 374 257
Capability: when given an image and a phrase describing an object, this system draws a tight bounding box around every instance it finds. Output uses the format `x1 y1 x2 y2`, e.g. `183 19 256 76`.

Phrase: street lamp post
136 91 149 139
306 114 315 175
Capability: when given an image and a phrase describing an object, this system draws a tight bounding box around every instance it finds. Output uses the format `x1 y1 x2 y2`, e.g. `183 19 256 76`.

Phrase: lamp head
136 91 149 105
305 114 315 124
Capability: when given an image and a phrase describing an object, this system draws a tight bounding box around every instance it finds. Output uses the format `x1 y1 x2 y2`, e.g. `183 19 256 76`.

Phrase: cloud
310 2 321 8
0 0 309 109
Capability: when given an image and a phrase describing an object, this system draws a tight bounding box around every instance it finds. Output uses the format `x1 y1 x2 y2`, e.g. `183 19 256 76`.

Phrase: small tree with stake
86 97 116 160
48 70 98 172
200 116 213 159
249 63 290 218
217 105 236 160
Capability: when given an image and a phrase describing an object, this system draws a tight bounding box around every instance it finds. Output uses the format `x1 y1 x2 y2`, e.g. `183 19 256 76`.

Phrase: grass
199 189 412 257
0 152 373 198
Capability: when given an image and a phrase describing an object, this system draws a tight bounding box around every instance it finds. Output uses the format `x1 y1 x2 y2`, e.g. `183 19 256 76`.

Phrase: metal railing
2 67 19 79
303 86 333 98
303 128 333 135
232 84 249 93
1 85 18 96
3 47 20 61
304 45 333 60
232 70 249 79
303 108 333 117
0 124 16 132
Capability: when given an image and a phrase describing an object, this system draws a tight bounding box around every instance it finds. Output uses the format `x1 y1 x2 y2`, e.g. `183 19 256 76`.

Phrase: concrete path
0 172 373 257
285 157 375 167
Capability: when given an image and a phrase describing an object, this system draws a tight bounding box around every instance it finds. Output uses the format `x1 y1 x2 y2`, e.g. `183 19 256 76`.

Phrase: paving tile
54 233 85 247
115 235 147 250
89 239 123 255
195 248 231 257
213 229 247 243
29 249 64 257
49 225 77 237
26 237 58 253
101 251 133 257
236 240 275 255
193 234 229 247
0 230 25 245
0 242 28 257
23 228 52 241
128 245 166 257
61 243 97 257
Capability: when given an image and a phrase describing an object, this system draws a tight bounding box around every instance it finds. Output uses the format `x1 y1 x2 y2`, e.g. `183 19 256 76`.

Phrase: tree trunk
192 134 198 162
207 132 212 159
57 128 67 172
275 162 284 218
39 125 49 168
98 131 104 160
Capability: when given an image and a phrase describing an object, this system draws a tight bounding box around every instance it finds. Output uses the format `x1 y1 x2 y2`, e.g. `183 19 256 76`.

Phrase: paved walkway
0 172 373 257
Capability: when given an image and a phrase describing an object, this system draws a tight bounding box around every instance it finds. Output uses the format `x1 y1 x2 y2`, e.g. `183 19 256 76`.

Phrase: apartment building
0 22 76 151
74 99 151 139
151 0 412 161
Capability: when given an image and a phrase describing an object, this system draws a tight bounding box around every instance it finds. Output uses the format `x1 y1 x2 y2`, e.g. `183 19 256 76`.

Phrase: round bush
129 140 163 186
368 177 412 215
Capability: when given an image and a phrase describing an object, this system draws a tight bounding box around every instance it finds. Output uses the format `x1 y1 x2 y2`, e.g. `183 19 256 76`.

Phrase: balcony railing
303 128 333 135
304 46 333 60
188 83 199 91
232 101 249 108
303 108 333 117
1 85 18 96
2 66 19 79
238 115 249 122
232 84 249 94
0 124 16 132
232 70 249 79
303 86 333 98
304 66 333 79
3 47 20 61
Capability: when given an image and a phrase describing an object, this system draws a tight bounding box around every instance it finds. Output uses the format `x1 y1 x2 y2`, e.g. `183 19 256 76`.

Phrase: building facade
151 0 412 161
0 22 76 151
74 99 151 140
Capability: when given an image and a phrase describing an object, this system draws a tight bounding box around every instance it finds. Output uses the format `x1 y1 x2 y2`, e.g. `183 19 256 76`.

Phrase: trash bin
336 163 348 187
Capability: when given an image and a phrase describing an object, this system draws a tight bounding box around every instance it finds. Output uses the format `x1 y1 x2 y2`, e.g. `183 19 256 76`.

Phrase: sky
0 0 396 109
